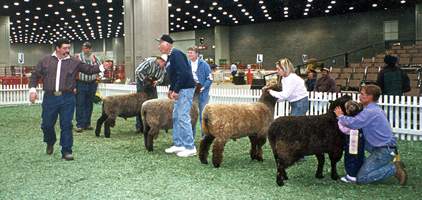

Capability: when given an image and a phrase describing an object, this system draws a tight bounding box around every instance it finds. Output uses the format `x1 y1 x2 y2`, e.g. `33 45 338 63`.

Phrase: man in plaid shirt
134 55 167 132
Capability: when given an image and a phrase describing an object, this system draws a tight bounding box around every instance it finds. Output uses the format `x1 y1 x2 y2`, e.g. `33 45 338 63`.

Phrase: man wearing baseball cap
157 34 197 157
134 54 168 132
314 67 337 92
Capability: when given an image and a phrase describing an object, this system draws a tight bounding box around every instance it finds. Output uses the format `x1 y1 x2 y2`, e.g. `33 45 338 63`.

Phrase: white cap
158 54 168 62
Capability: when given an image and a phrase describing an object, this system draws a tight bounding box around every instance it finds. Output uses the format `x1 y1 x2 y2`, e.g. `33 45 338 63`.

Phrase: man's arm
201 62 213 89
338 109 373 130
29 60 45 103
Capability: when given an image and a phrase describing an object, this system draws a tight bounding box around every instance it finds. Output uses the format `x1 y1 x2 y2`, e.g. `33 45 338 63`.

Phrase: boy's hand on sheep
334 106 344 117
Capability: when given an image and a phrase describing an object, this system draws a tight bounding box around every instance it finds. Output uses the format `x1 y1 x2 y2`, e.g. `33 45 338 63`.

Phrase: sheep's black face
328 95 352 113
260 82 282 104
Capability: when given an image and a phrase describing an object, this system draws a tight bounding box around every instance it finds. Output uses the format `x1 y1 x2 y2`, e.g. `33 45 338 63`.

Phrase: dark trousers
41 92 76 154
344 131 366 177
76 81 97 129
135 81 158 130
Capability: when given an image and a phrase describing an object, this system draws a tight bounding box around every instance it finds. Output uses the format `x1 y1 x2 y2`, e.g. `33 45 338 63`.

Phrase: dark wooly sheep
141 97 199 151
95 83 156 138
198 82 281 168
268 95 352 186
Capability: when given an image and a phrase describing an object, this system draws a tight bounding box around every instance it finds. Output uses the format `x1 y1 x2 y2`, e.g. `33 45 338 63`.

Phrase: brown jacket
30 54 101 91
314 76 337 92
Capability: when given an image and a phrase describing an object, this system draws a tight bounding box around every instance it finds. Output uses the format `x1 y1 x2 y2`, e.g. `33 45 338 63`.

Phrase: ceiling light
400 0 406 3
3 5 9 9
349 6 354 10
372 4 378 7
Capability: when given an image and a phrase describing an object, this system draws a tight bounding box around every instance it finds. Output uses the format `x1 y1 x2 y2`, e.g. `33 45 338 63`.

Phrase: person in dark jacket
314 67 337 92
305 70 317 91
376 55 410 96
157 34 197 157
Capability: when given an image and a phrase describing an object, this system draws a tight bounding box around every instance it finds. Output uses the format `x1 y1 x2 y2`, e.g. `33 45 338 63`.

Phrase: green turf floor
0 104 421 199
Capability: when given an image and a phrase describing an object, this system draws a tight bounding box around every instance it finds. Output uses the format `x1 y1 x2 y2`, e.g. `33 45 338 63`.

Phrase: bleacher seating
328 42 422 96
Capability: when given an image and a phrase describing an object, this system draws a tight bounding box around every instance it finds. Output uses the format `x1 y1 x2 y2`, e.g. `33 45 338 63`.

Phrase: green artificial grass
0 105 421 200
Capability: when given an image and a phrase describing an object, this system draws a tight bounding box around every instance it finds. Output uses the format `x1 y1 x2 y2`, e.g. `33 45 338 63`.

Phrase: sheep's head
142 80 157 98
328 95 352 113
259 80 281 105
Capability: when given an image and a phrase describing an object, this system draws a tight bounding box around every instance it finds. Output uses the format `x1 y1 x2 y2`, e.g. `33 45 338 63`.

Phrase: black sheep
268 95 352 186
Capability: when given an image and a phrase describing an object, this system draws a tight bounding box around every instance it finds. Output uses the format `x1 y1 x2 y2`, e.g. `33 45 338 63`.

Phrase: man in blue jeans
157 34 197 157
29 39 112 160
334 85 407 185
75 42 102 132
187 46 212 138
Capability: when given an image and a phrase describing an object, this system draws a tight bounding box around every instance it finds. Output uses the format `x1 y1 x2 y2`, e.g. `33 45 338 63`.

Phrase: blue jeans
41 92 76 155
357 146 396 184
344 131 365 177
290 97 309 116
76 81 97 128
193 88 210 138
173 88 195 149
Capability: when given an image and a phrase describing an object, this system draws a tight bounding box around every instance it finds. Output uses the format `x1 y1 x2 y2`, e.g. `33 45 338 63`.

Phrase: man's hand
170 91 179 100
167 91 173 99
334 106 344 117
103 60 113 70
152 80 158 87
194 83 202 94
29 92 38 104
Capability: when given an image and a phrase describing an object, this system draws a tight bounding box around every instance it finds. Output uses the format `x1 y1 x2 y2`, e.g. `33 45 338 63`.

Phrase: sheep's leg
315 153 325 179
269 138 278 161
329 150 342 180
211 138 227 168
145 126 157 152
276 156 289 186
248 136 258 161
199 135 215 164
137 113 143 134
104 118 114 138
255 136 266 162
95 113 107 137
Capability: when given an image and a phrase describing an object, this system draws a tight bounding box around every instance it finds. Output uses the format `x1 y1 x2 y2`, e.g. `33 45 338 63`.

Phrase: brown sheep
141 98 199 151
268 95 351 186
95 83 156 138
198 82 281 168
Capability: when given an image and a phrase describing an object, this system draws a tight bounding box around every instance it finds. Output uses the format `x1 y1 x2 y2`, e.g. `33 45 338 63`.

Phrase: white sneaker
340 175 357 183
176 148 197 157
165 146 186 154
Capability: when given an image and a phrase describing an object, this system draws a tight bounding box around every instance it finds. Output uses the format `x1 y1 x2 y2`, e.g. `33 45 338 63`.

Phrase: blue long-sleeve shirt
338 103 396 148
166 48 195 93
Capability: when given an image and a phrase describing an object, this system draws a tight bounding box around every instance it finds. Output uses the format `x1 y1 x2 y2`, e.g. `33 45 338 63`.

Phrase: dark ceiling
0 0 416 44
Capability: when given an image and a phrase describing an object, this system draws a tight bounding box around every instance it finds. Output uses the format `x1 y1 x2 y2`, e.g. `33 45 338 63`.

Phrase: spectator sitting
305 70 317 91
376 55 410 96
314 67 337 92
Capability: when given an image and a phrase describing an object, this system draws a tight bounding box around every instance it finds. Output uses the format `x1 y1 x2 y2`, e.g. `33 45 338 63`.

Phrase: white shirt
269 73 308 102
191 59 199 83
230 64 237 72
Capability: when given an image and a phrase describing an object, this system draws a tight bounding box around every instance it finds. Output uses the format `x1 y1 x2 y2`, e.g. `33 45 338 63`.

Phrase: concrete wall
229 7 415 68
9 43 52 66
0 16 10 67
170 31 195 53
195 28 215 61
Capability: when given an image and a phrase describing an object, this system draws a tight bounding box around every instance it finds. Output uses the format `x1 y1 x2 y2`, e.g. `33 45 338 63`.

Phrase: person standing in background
74 42 102 133
187 46 212 138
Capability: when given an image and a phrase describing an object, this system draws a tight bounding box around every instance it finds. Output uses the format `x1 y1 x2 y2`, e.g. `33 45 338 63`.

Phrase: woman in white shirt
268 58 309 116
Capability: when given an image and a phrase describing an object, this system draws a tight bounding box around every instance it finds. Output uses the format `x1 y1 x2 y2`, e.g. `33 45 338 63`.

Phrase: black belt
77 80 96 83
44 90 73 96
377 146 397 149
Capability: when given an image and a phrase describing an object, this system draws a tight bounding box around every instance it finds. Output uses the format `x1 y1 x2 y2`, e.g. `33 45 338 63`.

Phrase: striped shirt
135 57 166 84
76 53 101 81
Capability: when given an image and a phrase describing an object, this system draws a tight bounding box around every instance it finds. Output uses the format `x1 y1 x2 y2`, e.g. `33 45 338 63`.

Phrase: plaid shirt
76 53 101 81
135 57 166 84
